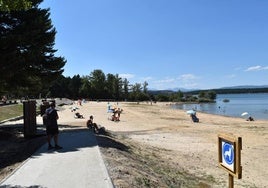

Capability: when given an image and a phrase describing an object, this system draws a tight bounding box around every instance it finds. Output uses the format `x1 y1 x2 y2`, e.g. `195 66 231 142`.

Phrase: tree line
186 88 268 95
47 70 217 103
48 69 151 101
154 90 216 103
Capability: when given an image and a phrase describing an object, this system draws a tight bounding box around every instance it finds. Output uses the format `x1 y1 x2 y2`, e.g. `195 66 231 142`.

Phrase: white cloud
245 65 268 72
177 74 199 88
140 74 200 90
141 76 153 81
149 77 177 90
154 78 175 84
119 73 135 79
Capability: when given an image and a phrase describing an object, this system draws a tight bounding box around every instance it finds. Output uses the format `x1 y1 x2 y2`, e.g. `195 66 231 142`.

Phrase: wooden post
229 174 234 188
23 100 36 138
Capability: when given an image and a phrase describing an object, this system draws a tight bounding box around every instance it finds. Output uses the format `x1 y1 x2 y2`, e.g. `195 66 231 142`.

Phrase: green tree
129 83 142 101
106 74 124 100
198 91 206 99
129 83 149 101
156 94 169 102
207 90 216 100
89 69 106 99
0 0 66 96
69 75 82 99
49 75 71 98
143 81 148 94
79 76 91 98
0 0 32 11
169 90 184 102
122 78 129 100
106 73 116 99
113 74 122 100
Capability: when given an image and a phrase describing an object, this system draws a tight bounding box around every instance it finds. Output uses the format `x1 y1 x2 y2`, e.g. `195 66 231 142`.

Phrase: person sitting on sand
247 116 254 121
190 114 199 123
74 112 84 119
86 115 99 133
109 110 121 122
71 106 77 112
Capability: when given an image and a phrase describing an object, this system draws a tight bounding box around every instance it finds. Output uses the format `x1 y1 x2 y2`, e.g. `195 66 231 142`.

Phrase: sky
40 0 268 90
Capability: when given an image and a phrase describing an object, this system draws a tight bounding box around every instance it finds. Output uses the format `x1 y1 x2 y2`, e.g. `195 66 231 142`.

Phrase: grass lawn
0 104 23 122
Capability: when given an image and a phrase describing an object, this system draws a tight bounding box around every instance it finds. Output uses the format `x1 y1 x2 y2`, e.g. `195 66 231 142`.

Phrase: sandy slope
56 100 268 188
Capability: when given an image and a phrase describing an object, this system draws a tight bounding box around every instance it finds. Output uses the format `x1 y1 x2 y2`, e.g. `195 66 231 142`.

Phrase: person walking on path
44 102 62 150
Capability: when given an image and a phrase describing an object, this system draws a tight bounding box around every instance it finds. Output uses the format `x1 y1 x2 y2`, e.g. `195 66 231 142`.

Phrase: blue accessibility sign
223 142 234 165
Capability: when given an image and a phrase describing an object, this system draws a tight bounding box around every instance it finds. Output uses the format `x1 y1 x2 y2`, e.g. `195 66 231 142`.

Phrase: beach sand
55 100 268 188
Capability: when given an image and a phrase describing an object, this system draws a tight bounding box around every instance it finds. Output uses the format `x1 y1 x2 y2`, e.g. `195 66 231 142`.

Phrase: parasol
186 110 196 115
241 112 249 117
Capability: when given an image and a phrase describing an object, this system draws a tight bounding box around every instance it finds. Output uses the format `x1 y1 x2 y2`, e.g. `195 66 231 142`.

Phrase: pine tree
0 0 66 96
0 0 32 11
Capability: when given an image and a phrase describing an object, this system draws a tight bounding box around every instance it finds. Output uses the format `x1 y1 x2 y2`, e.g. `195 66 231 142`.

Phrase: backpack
42 113 48 126
45 108 55 127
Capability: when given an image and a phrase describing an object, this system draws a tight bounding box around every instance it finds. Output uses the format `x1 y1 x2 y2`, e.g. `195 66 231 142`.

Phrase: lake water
171 93 268 120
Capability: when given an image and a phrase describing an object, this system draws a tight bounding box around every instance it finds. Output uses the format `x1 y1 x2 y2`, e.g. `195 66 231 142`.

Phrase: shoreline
169 102 268 121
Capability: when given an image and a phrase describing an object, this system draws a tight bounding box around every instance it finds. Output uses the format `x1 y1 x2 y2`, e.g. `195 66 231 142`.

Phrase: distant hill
168 87 196 92
148 90 174 95
187 86 268 95
219 85 268 89
149 85 268 95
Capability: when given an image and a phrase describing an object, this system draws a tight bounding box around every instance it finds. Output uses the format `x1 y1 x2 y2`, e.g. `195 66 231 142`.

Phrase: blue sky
40 0 268 90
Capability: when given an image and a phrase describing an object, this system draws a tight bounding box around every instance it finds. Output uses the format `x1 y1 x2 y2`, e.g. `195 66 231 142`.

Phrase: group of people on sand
70 105 85 119
107 102 123 122
110 108 123 122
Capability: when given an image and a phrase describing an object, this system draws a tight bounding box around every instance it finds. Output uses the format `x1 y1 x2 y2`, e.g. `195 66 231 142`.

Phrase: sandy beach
53 100 268 188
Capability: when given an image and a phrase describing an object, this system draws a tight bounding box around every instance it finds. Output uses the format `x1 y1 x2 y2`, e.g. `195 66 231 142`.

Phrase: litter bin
23 100 37 138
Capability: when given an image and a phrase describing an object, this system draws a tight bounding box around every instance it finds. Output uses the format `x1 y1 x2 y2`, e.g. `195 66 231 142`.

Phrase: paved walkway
0 130 114 188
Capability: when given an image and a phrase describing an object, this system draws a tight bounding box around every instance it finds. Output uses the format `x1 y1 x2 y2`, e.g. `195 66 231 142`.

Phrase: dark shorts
46 126 59 136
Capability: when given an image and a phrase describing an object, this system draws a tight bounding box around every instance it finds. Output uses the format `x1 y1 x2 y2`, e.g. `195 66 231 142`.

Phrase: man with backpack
43 102 62 150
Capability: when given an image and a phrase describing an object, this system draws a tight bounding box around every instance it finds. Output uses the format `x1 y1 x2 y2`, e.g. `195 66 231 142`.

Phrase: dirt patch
96 132 215 188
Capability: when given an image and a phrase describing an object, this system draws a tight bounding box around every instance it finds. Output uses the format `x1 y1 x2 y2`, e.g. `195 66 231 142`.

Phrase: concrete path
0 130 114 188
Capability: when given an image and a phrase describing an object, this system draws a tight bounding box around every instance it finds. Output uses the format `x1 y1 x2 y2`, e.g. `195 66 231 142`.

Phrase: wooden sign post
218 133 242 188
